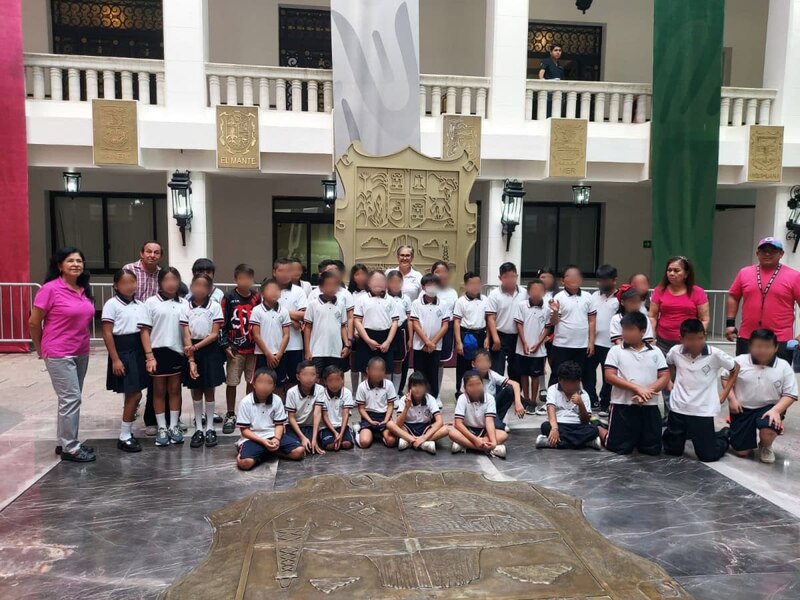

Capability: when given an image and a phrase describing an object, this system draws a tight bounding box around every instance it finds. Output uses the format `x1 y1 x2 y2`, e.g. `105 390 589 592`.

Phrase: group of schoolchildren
101 255 796 469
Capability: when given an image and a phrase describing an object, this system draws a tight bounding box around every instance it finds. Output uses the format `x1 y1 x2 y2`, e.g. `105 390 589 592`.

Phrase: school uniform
604 343 669 455
355 379 397 433
308 286 356 312
549 289 597 389
438 287 459 364
608 309 654 344
179 298 226 389
236 393 301 462
304 294 349 376
728 354 798 452
663 345 736 462
251 301 291 383
298 280 313 297
316 386 355 447
396 393 441 436
280 284 309 385
540 385 598 449
486 286 526 381
586 291 619 410
138 294 187 377
187 286 224 305
285 383 324 442
477 369 516 430
454 392 497 437
514 299 551 378
102 294 149 393
354 292 401 372
389 292 412 361
410 295 451 398
454 294 487 393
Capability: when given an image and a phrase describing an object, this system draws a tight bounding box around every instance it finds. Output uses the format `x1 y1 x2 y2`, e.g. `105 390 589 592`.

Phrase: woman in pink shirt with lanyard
29 247 97 462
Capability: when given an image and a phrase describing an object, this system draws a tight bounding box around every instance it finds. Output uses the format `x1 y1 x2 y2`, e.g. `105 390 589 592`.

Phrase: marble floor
1 349 800 599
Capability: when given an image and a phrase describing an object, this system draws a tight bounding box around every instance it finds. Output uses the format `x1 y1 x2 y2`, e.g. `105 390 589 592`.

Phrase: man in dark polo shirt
539 43 565 80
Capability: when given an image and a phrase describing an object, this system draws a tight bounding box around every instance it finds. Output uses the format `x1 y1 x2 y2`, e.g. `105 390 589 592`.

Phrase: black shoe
222 412 236 434
718 426 731 439
56 443 94 455
190 430 205 448
117 437 142 453
61 447 96 462
205 429 218 447
213 414 223 424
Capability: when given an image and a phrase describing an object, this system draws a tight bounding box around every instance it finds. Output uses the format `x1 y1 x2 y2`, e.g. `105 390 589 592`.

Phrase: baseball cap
757 237 784 250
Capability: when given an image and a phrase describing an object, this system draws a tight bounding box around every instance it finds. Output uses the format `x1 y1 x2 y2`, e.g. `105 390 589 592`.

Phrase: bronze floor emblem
164 471 691 599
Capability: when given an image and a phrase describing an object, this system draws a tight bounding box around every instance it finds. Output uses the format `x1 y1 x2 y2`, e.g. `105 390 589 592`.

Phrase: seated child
313 365 355 453
599 312 670 455
387 371 449 455
536 361 601 450
355 357 398 448
285 360 323 454
235 368 305 470
470 348 523 430
449 370 508 458
725 328 797 464
662 318 739 463
609 285 654 344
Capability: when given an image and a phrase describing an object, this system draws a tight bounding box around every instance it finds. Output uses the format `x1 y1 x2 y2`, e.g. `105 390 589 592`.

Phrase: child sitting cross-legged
386 371 449 455
449 370 508 458
312 365 355 453
536 361 602 450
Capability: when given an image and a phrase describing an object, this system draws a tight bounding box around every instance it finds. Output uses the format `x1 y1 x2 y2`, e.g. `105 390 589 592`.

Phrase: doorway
273 198 338 284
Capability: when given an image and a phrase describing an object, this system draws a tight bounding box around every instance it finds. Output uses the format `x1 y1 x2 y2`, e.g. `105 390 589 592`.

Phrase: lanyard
756 264 782 325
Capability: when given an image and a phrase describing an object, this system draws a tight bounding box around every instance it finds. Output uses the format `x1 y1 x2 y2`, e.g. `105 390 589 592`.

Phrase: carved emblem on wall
216 105 260 170
548 118 588 178
163 471 693 599
335 143 479 288
747 125 783 183
442 115 481 172
92 99 139 166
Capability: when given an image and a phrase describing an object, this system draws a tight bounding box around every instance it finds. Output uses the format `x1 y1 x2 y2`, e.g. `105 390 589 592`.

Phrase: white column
162 0 208 115
483 180 523 280
485 0 528 122
764 0 800 132
167 171 210 277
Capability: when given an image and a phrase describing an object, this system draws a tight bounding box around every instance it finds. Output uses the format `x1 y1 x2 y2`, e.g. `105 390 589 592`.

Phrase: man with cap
726 237 800 362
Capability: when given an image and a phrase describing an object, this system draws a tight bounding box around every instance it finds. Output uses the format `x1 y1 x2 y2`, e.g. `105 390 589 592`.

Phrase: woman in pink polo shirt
29 247 97 463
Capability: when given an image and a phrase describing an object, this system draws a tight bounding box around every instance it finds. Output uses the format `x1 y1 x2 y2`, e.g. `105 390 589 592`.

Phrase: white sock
391 373 402 392
205 400 216 432
156 413 167 430
437 369 444 393
120 420 133 441
538 376 546 398
350 371 360 391
193 400 203 430
169 410 180 429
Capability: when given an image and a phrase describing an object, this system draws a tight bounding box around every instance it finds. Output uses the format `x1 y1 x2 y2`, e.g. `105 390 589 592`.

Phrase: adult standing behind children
386 245 423 301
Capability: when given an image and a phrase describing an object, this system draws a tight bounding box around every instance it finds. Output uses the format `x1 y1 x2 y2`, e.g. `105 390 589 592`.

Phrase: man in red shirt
726 237 800 362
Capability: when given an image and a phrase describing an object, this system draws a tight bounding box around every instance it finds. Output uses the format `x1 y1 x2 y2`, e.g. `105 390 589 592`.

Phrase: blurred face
273 263 291 286
539 272 555 292
666 261 687 286
558 378 580 395
498 270 518 291
630 274 650 296
750 337 778 364
325 372 344 395
140 243 162 268
562 268 583 291
194 268 215 281
756 245 783 269
397 248 413 268
598 277 616 294
366 362 386 383
621 324 645 346
263 282 281 304
465 276 481 297
433 265 450 288
292 262 303 283
423 282 441 298
353 269 368 290
528 283 545 303
160 272 180 296
680 331 707 355
115 273 137 297
387 276 403 295
471 353 491 375
369 272 387 295
409 383 427 402
297 366 317 390
190 278 211 301
463 376 484 399
235 272 255 291
59 252 84 277
253 373 276 400
320 276 340 297
321 264 339 276
621 296 643 314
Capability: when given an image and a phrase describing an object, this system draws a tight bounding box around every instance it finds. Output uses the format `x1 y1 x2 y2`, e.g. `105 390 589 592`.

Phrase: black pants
585 344 611 409
494 384 515 429
656 338 679 415
604 404 662 455
541 421 599 449
662 411 729 462
143 381 156 427
456 328 486 394
736 337 793 364
548 346 588 388
413 349 441 398
490 332 519 381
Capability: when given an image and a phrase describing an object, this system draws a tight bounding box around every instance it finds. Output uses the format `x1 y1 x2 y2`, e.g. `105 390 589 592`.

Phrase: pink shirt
34 278 95 358
729 264 800 341
651 285 708 341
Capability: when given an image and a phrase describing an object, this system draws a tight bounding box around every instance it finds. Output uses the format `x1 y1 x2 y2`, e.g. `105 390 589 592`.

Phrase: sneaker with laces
759 444 776 464
451 441 465 454
421 440 436 455
534 405 548 416
155 427 170 447
205 429 218 447
523 402 537 416
190 430 205 448
61 447 96 462
222 412 237 434
587 436 603 451
168 426 184 445
490 444 507 459
144 425 158 437
598 409 609 418
178 419 188 433
398 438 410 451
535 434 549 449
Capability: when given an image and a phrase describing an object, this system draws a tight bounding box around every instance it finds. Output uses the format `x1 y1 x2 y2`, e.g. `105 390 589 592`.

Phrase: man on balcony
539 42 565 118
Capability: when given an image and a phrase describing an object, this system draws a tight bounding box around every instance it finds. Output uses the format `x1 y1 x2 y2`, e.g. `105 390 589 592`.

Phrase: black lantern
168 170 192 246
63 171 81 194
786 185 800 253
572 184 591 206
576 0 593 13
322 176 337 208
501 179 525 251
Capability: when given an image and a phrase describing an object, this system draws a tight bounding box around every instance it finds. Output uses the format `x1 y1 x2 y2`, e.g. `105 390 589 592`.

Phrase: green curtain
651 0 724 287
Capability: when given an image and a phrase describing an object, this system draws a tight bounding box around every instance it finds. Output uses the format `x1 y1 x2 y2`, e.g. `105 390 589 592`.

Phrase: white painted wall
712 205 756 289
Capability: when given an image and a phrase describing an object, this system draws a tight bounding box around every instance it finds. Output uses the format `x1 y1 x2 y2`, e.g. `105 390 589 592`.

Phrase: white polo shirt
481 369 508 397
304 296 347 358
591 290 620 348
439 288 458 322
396 393 440 424
355 379 397 413
309 287 355 312
285 383 323 427
386 266 423 301
187 287 224 305
666 345 736 417
139 294 187 354
552 289 596 348
454 392 497 429
279 284 309 351
316 386 355 428
729 354 798 410
514 300 552 357
609 309 654 343
354 293 401 330
410 296 451 351
453 294 487 330
236 393 287 443
545 384 592 424
389 293 412 326
179 299 224 339
486 286 527 334
251 301 291 355
605 343 669 406
101 295 146 336
299 280 313 297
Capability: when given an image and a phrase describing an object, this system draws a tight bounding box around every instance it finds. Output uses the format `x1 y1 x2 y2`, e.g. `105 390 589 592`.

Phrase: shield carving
216 106 260 169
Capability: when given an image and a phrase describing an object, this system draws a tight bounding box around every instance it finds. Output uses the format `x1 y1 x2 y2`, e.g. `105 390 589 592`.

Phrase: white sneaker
535 434 549 449
144 425 158 437
587 436 603 451
451 441 465 454
490 444 507 459
504 424 510 433
534 405 548 416
398 438 410 451
352 423 361 435
759 444 776 464
421 441 436 455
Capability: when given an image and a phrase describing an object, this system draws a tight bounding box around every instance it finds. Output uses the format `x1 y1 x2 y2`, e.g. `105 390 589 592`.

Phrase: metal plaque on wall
442 115 481 171
92 99 139 166
548 118 588 179
216 105 260 170
747 125 783 183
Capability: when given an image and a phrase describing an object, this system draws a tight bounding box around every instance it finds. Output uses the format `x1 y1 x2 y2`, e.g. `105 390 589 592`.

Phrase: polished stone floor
1 349 799 599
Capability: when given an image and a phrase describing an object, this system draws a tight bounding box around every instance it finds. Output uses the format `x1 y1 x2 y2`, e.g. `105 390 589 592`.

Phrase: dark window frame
272 196 335 284
527 21 604 81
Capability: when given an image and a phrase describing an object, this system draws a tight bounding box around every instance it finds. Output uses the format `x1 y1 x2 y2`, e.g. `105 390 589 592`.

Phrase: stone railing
419 74 490 117
23 53 164 105
525 79 777 126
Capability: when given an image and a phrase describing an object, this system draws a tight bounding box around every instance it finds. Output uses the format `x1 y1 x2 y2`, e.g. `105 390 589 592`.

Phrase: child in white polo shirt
725 328 797 464
454 271 488 396
410 274 451 400
515 278 555 413
449 370 508 458
662 318 739 462
387 371 449 454
536 361 601 450
486 262 526 381
609 285 654 345
354 270 400 378
313 365 355 453
470 349 524 431
285 361 324 454
355 357 398 448
588 264 618 415
600 312 670 455
251 278 291 395
303 271 350 378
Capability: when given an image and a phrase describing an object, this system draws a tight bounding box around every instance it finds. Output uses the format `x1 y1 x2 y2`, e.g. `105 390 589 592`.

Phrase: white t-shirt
251 302 291 355
454 392 497 429
410 296 452 351
605 343 668 406
438 288 458 322
728 354 798 410
486 286 527 334
139 294 187 354
354 293 401 330
304 296 348 358
453 294 487 330
280 284 309 351
316 386 355 428
179 299 224 339
299 280 313 297
236 393 287 443
385 267 423 301
552 289 596 348
481 369 508 397
592 290 620 348
309 287 355 312
101 296 146 336
545 384 592 424
666 345 736 417
396 393 440 424
285 383 323 427
514 300 551 357
609 310 655 343
355 379 397 413
389 293 412 326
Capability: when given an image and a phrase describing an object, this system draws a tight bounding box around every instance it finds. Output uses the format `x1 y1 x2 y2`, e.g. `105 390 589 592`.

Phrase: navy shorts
730 405 783 451
238 436 302 462
467 425 485 437
318 426 354 448
291 425 314 441
360 410 388 433
313 356 343 378
516 355 546 377
255 354 287 385
283 350 304 385
404 422 432 437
